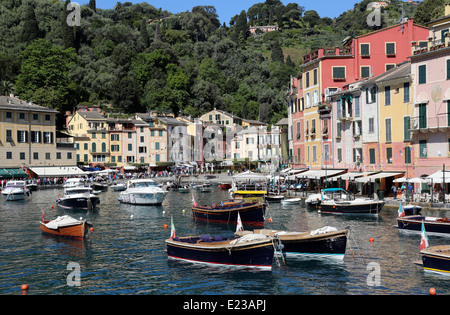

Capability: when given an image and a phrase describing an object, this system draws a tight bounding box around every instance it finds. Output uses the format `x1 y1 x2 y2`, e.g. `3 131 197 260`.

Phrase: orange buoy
21 284 28 291
164 224 168 229
90 227 94 232
369 237 374 243
430 288 436 295
51 205 54 209
268 218 273 223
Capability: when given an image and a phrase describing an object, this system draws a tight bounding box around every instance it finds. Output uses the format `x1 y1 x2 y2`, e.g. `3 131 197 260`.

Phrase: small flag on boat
398 202 405 217
236 212 243 233
170 215 176 239
41 211 45 221
420 221 429 250
192 194 198 207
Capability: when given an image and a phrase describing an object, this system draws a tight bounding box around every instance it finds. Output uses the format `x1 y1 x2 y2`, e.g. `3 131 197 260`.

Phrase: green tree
271 40 284 63
21 4 40 43
15 39 77 111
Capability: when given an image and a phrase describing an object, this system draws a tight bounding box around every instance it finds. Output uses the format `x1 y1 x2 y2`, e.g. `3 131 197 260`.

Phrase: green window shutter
404 116 411 141
418 65 426 84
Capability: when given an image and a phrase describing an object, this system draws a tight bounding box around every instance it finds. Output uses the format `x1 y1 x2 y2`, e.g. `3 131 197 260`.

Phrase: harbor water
1 186 450 295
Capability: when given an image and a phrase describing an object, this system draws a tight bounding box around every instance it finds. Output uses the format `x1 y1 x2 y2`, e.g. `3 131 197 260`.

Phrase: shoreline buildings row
286 6 450 192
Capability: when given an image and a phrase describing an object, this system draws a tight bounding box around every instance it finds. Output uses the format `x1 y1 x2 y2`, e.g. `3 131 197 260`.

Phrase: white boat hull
2 190 27 201
119 191 167 205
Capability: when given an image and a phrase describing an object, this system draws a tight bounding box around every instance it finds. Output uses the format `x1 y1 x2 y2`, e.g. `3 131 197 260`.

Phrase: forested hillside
0 0 427 128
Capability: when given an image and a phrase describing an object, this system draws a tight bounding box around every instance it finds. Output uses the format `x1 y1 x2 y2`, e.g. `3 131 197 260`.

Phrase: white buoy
130 215 134 219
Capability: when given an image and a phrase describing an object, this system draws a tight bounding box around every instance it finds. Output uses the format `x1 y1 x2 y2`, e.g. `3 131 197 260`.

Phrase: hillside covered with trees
0 0 431 128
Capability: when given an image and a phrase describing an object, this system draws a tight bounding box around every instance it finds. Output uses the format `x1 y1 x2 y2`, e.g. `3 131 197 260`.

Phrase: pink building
410 8 450 180
297 18 428 171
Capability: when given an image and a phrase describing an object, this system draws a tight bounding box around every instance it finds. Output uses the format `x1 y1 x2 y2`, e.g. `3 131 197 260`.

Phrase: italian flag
420 221 429 251
170 215 176 239
397 202 405 217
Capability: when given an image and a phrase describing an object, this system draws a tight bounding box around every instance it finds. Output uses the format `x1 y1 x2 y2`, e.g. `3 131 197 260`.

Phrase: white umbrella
408 177 427 184
393 177 408 183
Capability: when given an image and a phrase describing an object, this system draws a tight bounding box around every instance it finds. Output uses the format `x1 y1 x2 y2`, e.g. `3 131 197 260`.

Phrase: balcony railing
411 114 450 132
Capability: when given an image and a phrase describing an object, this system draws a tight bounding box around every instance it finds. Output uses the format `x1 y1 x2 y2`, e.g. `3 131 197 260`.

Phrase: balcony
411 114 450 133
302 47 353 65
318 103 331 115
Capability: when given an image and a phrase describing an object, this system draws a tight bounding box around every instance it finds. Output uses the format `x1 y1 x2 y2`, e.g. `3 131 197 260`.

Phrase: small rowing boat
40 215 92 239
281 197 301 205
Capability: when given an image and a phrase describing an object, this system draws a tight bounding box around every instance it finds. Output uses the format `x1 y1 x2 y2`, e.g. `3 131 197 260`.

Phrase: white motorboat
1 181 30 201
57 186 100 210
63 178 86 188
281 197 302 205
118 179 168 205
111 183 127 191
306 193 329 206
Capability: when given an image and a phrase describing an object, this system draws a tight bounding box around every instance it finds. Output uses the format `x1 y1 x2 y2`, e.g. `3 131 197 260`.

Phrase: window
33 114 38 120
305 72 310 88
91 142 96 153
385 42 396 56
140 136 144 143
312 145 317 163
128 132 132 139
419 140 427 158
403 82 410 103
34 152 39 160
17 130 28 143
361 66 370 78
403 116 411 141
385 64 395 71
418 65 426 84
360 43 370 56
6 152 12 159
20 152 25 160
111 134 119 141
313 90 319 106
324 144 330 161
405 147 411 164
6 130 12 142
151 130 155 136
19 113 25 120
447 59 450 80
84 143 88 150
67 152 72 159
139 146 147 153
313 69 318 85
385 86 391 105
155 142 160 150
111 145 119 152
84 154 88 162
56 152 61 159
101 142 107 153
386 147 392 164
311 119 316 134
337 148 342 162
159 130 163 137
6 112 12 119
369 118 374 134
128 144 132 151
419 103 427 128
45 115 50 121
385 118 392 142
336 122 342 138
355 96 360 117
156 154 160 162
31 131 41 143
366 86 376 104
305 92 311 108
369 149 376 164
91 132 96 139
332 66 346 80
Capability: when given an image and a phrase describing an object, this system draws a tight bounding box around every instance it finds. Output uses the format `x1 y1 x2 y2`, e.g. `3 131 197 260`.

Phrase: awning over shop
233 171 268 181
355 172 404 183
426 170 450 183
332 172 378 181
296 169 346 179
29 166 89 177
0 168 28 178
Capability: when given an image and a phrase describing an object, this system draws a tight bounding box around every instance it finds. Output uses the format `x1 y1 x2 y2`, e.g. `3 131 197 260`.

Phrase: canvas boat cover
43 216 82 230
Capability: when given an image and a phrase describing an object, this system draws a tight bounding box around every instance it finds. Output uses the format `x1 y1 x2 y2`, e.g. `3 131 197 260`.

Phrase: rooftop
0 96 58 113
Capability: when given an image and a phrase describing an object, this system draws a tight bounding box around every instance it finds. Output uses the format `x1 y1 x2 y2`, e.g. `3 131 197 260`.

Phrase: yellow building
66 108 109 165
302 61 322 169
0 96 75 170
376 61 414 172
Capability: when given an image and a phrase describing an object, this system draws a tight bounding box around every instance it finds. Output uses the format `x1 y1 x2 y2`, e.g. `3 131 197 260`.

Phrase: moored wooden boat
40 215 92 239
421 245 450 275
166 233 275 270
192 200 266 225
237 227 348 259
397 216 450 234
